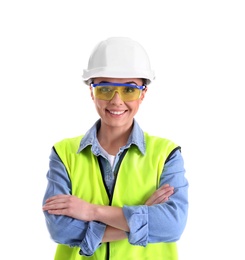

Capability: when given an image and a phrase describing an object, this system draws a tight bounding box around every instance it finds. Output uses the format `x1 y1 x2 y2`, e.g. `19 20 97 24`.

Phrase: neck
97 122 133 155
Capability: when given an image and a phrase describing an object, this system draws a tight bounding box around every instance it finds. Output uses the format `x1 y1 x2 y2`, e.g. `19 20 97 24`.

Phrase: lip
106 109 127 116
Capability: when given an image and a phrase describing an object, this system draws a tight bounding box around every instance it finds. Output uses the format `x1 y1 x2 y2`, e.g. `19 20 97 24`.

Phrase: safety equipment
53 134 179 260
82 37 155 85
91 82 145 101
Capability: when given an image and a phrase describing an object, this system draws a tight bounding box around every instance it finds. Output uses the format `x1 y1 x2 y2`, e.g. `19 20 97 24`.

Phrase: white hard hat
82 37 155 85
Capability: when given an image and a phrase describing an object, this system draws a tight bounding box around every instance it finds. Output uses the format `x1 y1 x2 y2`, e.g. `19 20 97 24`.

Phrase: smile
108 110 125 115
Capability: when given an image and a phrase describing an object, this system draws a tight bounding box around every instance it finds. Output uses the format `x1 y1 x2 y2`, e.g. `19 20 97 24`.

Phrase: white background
1 0 244 259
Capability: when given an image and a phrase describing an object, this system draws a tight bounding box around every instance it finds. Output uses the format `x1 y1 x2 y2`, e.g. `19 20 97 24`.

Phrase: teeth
109 110 124 115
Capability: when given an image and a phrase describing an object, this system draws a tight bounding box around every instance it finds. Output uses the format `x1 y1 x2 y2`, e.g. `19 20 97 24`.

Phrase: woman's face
90 77 147 130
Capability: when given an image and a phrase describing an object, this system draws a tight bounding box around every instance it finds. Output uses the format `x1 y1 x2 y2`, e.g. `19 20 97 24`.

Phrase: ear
140 87 148 102
90 86 95 100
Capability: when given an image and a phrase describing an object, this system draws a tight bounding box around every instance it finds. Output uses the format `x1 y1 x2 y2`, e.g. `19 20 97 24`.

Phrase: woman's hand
145 184 174 206
43 194 95 221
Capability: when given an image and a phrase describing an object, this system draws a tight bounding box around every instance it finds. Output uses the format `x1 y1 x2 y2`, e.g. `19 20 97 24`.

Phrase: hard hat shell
82 37 155 85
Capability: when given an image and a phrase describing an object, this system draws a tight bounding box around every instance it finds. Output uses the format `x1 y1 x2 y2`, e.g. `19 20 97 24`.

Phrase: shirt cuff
122 205 148 247
79 221 106 256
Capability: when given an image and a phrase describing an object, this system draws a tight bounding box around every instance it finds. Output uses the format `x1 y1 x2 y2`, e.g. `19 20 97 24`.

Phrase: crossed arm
42 147 188 255
42 184 174 242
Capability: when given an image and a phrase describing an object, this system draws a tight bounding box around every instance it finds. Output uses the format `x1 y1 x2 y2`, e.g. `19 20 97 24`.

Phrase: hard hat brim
82 68 155 85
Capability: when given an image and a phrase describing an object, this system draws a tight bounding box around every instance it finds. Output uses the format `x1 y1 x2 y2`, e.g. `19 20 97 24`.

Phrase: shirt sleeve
122 149 189 246
42 147 106 255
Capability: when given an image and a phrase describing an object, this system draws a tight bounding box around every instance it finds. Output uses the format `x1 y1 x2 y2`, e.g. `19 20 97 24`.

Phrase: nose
110 91 123 104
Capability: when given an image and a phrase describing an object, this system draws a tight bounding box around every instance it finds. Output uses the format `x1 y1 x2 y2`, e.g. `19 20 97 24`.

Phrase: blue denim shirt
42 119 189 256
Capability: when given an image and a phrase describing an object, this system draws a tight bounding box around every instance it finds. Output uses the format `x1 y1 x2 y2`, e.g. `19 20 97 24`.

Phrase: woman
42 37 189 260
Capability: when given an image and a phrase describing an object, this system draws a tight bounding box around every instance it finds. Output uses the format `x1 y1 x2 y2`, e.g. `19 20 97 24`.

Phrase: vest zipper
98 149 128 260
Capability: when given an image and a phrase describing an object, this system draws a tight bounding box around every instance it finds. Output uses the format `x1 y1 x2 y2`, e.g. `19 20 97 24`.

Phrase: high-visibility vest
54 132 179 260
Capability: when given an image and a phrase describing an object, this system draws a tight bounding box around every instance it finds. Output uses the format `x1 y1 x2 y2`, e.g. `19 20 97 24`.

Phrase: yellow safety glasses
91 83 146 102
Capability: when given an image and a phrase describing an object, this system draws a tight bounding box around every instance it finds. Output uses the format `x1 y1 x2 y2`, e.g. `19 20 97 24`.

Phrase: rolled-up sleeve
79 221 106 256
122 205 149 246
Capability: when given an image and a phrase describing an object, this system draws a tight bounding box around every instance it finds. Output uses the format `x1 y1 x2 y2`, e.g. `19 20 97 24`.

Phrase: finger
152 190 174 204
146 193 171 205
43 198 69 210
145 188 174 205
47 209 66 215
43 202 66 211
151 186 174 200
158 184 174 192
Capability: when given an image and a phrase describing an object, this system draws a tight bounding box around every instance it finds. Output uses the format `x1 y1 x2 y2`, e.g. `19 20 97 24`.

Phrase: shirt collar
77 119 146 155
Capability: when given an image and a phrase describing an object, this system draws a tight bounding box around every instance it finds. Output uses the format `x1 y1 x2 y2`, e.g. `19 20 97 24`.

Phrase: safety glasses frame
91 82 146 101
91 83 146 90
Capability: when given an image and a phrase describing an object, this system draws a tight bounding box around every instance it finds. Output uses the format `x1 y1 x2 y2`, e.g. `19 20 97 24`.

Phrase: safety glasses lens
93 83 144 101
